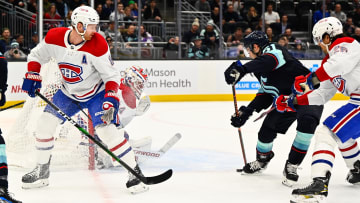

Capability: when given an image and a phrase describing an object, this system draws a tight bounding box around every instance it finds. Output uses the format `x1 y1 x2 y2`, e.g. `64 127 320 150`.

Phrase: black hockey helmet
243 31 269 55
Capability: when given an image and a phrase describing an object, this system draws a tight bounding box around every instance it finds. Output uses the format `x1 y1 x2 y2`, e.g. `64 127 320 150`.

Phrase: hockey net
6 59 95 171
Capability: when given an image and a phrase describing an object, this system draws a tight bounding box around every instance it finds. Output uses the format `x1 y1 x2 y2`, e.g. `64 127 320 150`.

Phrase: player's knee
258 126 277 143
96 124 123 144
36 112 61 139
297 114 320 134
314 125 337 148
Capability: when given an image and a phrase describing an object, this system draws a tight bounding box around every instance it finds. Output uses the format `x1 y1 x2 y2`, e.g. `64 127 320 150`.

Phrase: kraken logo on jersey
331 76 346 93
58 62 84 84
259 76 280 97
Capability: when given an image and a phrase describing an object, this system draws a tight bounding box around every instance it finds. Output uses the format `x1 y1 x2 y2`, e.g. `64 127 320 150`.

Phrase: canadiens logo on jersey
331 76 346 93
58 62 83 84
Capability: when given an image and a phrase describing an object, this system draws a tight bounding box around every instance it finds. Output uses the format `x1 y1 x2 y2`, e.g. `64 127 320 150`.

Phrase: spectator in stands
245 6 260 30
123 25 138 47
44 3 62 29
102 0 114 19
200 20 219 53
187 36 209 59
210 0 227 11
227 0 241 15
277 35 291 49
4 41 26 60
123 7 136 28
143 0 162 21
265 26 275 42
313 4 330 24
284 28 296 42
223 4 242 33
29 32 39 50
211 6 220 26
254 17 264 31
164 36 186 59
96 3 108 20
13 33 29 55
195 0 211 12
0 28 11 51
263 4 280 26
106 36 114 51
54 0 68 18
352 7 360 27
226 27 243 47
331 3 347 24
26 0 37 13
140 25 154 47
288 39 305 59
128 0 139 19
244 27 252 37
352 27 360 42
64 9 73 27
105 21 123 43
43 0 51 13
280 14 292 34
183 18 200 44
109 3 125 22
344 17 356 36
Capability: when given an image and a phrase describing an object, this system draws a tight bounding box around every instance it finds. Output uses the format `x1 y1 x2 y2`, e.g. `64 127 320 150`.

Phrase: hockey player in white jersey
274 17 360 202
20 6 148 194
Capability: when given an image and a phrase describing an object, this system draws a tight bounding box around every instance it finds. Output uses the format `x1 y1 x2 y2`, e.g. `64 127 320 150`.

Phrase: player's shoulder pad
79 33 108 57
44 27 69 47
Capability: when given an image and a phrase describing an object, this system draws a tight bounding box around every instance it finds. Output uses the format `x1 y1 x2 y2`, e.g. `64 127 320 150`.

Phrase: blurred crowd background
1 0 360 61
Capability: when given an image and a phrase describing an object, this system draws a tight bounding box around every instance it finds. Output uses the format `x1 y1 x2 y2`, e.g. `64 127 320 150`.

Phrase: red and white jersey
297 37 360 105
27 27 120 101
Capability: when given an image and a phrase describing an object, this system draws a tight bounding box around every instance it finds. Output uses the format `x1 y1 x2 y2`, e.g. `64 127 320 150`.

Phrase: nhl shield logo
58 62 83 84
331 76 346 93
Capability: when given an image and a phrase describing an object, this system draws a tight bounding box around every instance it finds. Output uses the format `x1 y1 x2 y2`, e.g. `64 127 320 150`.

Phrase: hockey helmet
123 66 148 100
312 17 343 45
71 6 99 39
243 31 269 56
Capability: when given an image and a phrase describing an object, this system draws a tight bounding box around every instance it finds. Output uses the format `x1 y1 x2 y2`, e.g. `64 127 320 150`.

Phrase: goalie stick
35 91 172 185
134 133 182 159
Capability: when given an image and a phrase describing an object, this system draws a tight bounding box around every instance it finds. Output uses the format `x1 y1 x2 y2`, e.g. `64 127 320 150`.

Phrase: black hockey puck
236 168 243 172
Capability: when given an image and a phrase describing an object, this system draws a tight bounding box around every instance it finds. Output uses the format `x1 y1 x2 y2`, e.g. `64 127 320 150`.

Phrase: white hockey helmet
123 66 148 99
312 17 343 45
71 6 99 39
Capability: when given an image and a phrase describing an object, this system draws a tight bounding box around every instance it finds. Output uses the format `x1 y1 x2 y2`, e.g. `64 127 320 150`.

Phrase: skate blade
22 179 49 189
282 177 296 187
290 194 326 203
127 183 149 195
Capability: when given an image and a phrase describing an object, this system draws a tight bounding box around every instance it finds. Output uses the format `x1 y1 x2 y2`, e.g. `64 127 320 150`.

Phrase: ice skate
22 157 51 189
346 160 360 184
290 171 331 203
282 160 299 187
126 165 149 194
242 151 274 174
0 187 22 203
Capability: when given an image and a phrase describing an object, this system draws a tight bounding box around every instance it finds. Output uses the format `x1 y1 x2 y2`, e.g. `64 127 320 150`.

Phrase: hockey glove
292 73 314 95
101 91 120 125
22 72 42 98
224 61 246 85
231 106 254 128
274 95 296 113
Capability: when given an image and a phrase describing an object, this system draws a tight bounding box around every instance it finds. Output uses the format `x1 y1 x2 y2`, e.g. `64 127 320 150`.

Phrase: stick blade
143 169 173 185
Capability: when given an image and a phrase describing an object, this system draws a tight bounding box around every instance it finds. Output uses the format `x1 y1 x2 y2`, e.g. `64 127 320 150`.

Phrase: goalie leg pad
35 112 61 164
95 125 137 168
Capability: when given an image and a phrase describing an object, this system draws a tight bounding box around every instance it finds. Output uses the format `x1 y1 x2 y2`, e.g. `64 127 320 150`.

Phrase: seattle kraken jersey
242 43 310 112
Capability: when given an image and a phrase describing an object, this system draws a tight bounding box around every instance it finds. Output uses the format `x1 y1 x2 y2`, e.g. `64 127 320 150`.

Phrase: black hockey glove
224 61 246 85
231 106 254 128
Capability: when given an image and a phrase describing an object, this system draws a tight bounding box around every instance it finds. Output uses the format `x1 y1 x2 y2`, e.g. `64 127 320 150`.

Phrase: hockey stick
134 133 182 159
231 85 247 172
0 101 25 112
35 91 172 185
253 107 275 122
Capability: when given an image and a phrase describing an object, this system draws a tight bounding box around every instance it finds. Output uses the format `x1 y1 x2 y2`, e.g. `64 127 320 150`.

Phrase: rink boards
3 60 348 107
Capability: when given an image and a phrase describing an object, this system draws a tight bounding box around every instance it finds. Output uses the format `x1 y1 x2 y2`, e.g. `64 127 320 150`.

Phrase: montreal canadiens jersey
297 37 360 105
27 27 120 102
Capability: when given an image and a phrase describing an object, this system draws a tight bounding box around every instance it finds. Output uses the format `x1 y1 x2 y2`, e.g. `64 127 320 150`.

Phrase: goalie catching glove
22 72 42 98
274 95 296 113
231 106 254 128
224 60 246 85
101 91 120 124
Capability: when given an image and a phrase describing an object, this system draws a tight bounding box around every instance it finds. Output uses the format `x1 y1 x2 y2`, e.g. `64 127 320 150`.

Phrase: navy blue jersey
242 43 310 112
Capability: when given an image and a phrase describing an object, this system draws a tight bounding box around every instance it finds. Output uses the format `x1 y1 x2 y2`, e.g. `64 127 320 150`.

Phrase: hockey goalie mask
71 6 100 40
123 66 148 100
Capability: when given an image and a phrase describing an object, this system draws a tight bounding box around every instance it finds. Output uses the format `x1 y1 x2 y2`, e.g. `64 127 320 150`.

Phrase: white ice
0 101 359 203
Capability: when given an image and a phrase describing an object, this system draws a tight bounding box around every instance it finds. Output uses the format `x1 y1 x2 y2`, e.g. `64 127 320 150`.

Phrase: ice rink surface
0 100 359 203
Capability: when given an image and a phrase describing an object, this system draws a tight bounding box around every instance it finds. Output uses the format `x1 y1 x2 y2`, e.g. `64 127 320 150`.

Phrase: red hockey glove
101 92 120 124
292 73 314 95
274 95 296 113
